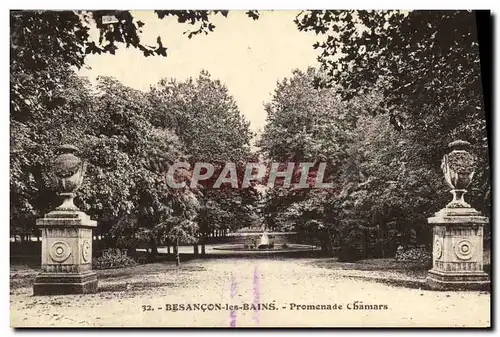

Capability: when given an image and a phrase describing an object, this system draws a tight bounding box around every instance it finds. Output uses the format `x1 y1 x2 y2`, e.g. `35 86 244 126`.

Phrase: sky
78 10 321 135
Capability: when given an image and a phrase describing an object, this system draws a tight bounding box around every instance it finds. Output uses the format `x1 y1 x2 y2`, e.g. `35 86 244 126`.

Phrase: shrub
394 246 432 265
92 248 137 270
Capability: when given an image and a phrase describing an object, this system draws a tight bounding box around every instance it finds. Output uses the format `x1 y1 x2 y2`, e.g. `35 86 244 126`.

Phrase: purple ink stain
253 265 260 324
230 276 237 327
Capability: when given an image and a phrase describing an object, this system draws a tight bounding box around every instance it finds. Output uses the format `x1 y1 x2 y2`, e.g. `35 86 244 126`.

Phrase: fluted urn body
53 144 86 211
441 140 476 208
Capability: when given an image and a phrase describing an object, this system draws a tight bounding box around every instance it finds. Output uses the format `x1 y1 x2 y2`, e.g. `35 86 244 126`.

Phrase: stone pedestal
426 207 490 291
33 210 98 295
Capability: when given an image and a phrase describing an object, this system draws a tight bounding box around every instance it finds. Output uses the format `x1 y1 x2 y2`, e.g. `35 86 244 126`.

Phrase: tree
10 10 259 117
149 71 258 254
9 10 230 240
258 68 354 252
295 11 483 119
11 25 257 255
11 9 256 247
9 70 198 259
259 67 457 260
295 10 490 216
80 77 201 259
10 74 96 239
324 112 444 260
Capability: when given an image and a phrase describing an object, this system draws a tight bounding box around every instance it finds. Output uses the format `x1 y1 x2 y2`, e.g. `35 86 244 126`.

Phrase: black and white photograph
8 8 492 328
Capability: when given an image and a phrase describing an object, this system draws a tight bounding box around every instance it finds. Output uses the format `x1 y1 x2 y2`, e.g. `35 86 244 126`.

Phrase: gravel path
10 258 490 327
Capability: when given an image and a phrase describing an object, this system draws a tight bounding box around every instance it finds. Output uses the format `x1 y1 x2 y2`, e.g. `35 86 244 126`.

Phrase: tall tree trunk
127 245 137 260
380 225 385 258
149 238 158 262
320 239 331 256
201 234 206 255
321 228 334 257
175 238 180 266
363 228 369 258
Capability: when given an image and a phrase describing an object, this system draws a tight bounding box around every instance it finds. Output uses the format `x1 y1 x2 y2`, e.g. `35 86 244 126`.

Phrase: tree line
10 10 490 261
258 10 490 260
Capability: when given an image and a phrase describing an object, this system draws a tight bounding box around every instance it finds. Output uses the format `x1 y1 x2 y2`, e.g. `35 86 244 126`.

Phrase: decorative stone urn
426 140 489 290
33 145 98 295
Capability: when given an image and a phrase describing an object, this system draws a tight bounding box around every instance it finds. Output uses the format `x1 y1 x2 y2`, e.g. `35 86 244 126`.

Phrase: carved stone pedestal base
33 210 98 296
426 270 490 291
427 207 489 291
33 271 98 295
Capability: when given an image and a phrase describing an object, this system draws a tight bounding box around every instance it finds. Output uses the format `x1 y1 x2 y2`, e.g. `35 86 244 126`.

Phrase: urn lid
448 140 471 151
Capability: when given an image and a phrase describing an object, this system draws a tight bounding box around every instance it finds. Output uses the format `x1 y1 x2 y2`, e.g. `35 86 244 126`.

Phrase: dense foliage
92 248 137 270
258 10 490 260
394 247 432 266
147 72 259 253
260 66 486 259
10 10 257 117
10 10 257 258
11 10 490 263
11 70 256 257
294 10 489 213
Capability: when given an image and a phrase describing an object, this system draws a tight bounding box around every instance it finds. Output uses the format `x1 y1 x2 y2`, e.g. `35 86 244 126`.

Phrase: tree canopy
295 10 488 166
10 10 259 250
10 10 490 259
294 10 490 216
259 60 489 259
